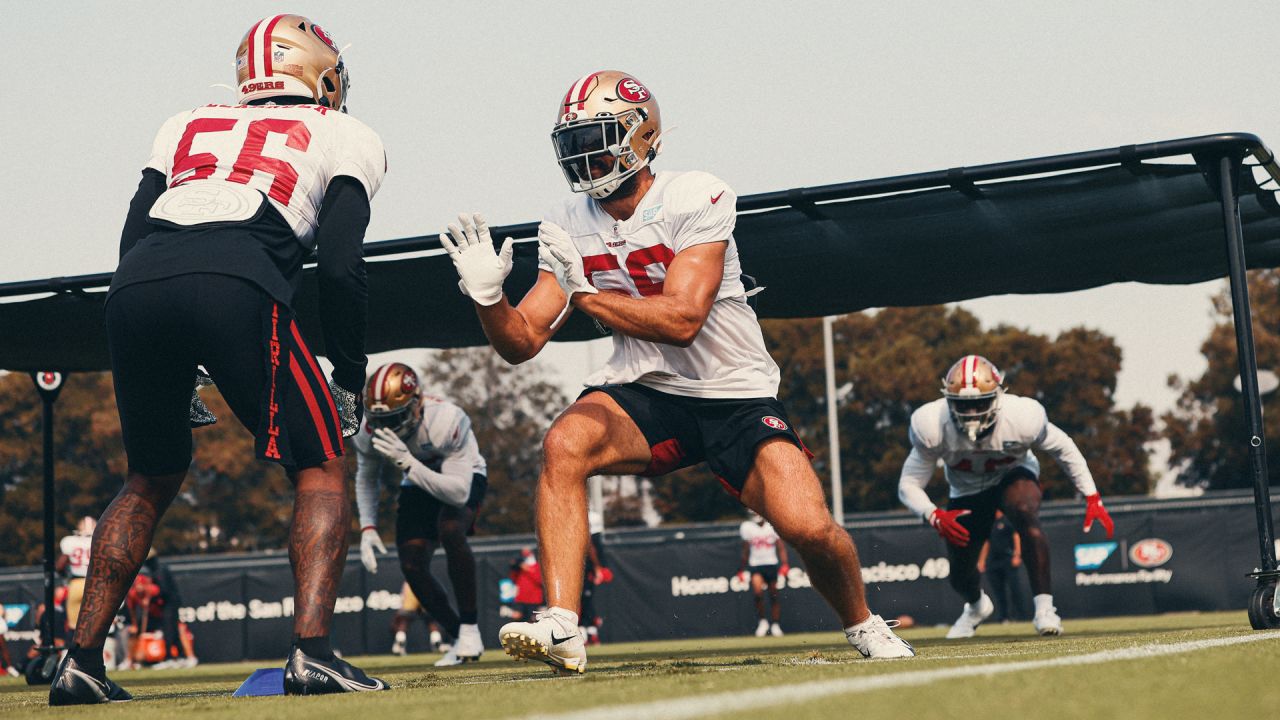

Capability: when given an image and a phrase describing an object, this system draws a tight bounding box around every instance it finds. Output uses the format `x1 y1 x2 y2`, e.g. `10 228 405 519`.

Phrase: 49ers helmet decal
941 354 1005 442
236 14 350 111
551 70 662 199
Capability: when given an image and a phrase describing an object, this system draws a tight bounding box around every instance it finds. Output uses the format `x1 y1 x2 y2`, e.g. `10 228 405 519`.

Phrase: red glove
736 569 751 583
594 566 614 584
779 564 791 578
1083 494 1114 538
928 508 972 547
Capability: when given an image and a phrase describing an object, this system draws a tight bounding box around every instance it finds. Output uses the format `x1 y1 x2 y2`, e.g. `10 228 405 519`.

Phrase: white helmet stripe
252 14 287 80
964 354 976 389
371 363 393 403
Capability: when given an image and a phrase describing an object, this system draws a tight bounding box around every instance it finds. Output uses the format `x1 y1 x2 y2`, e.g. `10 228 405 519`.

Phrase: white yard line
521 632 1280 720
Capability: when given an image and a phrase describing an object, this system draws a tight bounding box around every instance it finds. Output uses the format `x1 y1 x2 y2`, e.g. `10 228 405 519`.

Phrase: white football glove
371 427 415 471
537 221 597 327
360 527 387 574
439 212 514 306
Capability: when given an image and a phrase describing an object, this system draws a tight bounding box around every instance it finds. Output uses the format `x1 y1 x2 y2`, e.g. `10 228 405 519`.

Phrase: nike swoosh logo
710 191 725 204
305 662 385 691
550 632 576 645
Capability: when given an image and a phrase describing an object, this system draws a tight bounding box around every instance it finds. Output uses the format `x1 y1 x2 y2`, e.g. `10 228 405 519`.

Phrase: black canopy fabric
4 152 1280 372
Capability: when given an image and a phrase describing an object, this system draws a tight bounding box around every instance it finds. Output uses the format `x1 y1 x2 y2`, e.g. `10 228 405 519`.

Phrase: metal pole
41 393 56 648
1218 154 1277 575
823 316 844 525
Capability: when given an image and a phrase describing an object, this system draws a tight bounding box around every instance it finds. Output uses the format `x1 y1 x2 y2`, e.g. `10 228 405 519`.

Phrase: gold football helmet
236 14 349 111
942 355 1005 441
364 363 422 438
552 70 662 199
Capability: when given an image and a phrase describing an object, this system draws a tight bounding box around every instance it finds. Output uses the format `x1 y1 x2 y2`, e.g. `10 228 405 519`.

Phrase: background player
56 517 95 640
738 511 789 637
897 354 1116 639
356 362 488 667
389 582 447 656
50 15 387 704
441 70 914 673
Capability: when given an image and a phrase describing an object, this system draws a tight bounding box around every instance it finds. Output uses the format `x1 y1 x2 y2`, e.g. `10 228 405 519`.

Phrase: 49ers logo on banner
762 416 788 430
616 78 650 103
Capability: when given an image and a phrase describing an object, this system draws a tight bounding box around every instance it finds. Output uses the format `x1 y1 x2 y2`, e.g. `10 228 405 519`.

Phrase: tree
649 306 1156 523
1164 269 1280 489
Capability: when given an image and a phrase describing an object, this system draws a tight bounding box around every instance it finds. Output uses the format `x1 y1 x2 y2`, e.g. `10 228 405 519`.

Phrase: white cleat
499 608 586 675
754 619 770 637
391 631 407 657
1034 606 1064 636
435 624 484 666
770 623 784 637
946 593 995 639
845 614 915 658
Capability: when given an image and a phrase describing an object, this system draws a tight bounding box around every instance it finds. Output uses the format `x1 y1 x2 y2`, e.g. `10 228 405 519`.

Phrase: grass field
3 612 1278 719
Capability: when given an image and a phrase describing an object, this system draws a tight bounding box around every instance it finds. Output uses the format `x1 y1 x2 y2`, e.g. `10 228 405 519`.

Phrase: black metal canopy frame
2 132 1278 628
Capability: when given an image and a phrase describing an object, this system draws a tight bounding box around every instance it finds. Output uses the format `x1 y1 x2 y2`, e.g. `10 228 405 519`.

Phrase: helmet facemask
946 390 1002 442
366 395 421 440
552 109 653 199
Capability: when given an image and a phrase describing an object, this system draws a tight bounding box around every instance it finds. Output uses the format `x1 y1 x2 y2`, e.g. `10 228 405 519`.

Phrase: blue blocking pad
233 668 285 697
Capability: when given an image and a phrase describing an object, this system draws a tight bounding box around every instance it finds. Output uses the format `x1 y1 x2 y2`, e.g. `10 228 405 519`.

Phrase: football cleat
754 618 770 637
770 622 784 637
391 631 407 657
434 624 483 667
283 645 388 695
1034 606 1064 636
48 654 133 706
845 614 915 659
945 592 995 639
499 608 586 674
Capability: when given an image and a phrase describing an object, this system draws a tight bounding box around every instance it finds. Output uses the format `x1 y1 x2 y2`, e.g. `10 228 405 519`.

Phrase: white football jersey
897 394 1098 518
740 520 781 566
354 396 486 524
59 535 92 578
541 170 780 399
145 103 385 247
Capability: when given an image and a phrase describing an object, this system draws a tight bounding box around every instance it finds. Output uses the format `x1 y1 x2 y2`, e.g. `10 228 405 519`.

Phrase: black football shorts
106 273 345 475
582 383 809 494
395 474 487 543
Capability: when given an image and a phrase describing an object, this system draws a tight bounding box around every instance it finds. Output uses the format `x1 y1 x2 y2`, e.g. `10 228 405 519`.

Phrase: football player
738 511 789 637
897 354 1116 639
51 15 387 705
355 362 488 667
441 70 914 674
56 517 96 637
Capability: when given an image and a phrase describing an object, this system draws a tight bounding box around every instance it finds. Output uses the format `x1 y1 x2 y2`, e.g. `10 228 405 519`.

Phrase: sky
2 1 1277 423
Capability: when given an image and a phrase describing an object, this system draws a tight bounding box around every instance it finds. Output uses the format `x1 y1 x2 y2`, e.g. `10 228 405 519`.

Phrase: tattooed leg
288 457 350 639
73 471 185 648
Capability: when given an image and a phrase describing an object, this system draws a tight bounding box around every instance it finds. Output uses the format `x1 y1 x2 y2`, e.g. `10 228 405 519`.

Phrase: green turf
3 612 1277 719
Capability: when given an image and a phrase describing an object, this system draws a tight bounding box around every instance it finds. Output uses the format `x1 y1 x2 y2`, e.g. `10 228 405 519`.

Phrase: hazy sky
2 1 1277 417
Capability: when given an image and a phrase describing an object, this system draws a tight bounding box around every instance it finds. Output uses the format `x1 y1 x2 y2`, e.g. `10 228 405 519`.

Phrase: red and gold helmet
364 363 422 438
236 14 349 111
551 70 662 199
941 355 1004 441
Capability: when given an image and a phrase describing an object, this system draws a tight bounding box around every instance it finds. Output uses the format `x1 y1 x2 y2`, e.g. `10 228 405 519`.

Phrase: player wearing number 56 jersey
52 15 386 707
442 70 912 675
897 355 1116 640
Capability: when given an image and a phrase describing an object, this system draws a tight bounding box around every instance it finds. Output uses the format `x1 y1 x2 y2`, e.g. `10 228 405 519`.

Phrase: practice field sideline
3 612 1276 719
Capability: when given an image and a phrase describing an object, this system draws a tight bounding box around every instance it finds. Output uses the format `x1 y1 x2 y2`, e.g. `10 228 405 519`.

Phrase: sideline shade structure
2 132 1279 625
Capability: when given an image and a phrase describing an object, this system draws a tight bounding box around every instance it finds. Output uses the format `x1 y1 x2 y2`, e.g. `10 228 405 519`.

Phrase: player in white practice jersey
355 362 489 666
57 518 96 634
897 355 1116 638
52 15 387 706
441 70 913 674
738 512 790 637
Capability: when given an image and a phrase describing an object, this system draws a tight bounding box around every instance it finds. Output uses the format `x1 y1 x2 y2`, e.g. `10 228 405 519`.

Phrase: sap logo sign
3 604 30 627
1074 542 1118 570
1130 538 1173 568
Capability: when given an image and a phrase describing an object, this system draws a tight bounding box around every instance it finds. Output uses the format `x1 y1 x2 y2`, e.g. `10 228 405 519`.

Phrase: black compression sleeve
315 175 372 392
119 168 167 260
